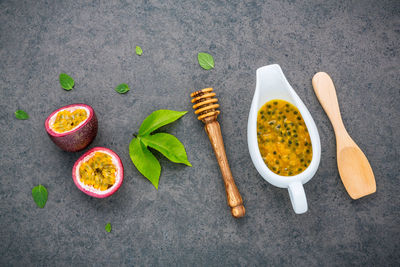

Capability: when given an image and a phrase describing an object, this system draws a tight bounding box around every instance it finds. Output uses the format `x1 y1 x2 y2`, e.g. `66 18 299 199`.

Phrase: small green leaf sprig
136 46 143 56
32 185 48 208
105 222 112 233
59 73 75 90
15 109 29 120
129 110 191 189
198 52 214 70
115 83 130 94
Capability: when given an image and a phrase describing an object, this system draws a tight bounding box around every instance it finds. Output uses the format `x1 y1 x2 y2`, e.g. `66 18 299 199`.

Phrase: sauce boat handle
288 182 308 214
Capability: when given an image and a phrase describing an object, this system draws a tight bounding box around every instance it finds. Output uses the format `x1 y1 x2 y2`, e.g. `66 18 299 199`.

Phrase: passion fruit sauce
79 152 116 191
52 109 88 133
257 99 312 176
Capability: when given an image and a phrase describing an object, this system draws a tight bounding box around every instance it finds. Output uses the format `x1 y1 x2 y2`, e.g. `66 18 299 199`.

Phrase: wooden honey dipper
190 88 245 218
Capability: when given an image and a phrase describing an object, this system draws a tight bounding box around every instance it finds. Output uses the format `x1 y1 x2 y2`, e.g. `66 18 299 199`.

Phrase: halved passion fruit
72 147 124 198
45 104 98 152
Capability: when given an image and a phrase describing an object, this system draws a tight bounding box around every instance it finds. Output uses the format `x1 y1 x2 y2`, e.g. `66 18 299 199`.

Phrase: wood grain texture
205 120 245 218
312 72 376 199
191 88 245 218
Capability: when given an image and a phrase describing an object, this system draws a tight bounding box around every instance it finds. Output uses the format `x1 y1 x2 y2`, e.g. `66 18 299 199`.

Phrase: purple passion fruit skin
45 104 98 152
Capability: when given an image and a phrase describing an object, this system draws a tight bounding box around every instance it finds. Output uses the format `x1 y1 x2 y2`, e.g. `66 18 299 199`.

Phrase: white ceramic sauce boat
247 64 321 214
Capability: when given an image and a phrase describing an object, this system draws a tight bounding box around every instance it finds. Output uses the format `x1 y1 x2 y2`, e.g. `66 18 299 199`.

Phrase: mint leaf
15 109 29 120
115 83 130 94
197 52 214 70
141 133 191 166
105 223 112 233
129 137 161 189
59 73 74 90
138 110 187 136
32 185 48 208
136 46 143 56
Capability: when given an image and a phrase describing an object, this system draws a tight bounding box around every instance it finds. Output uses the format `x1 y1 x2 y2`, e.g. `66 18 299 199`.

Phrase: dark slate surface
1 0 399 266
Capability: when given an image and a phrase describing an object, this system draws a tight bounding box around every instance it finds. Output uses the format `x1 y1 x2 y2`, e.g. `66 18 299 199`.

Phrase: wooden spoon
312 72 376 199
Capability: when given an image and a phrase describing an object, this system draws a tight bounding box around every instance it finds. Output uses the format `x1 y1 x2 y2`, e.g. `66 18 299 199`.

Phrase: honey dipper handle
204 121 245 218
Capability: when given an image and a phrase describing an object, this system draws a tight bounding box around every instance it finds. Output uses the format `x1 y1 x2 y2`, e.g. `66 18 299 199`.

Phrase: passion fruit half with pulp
72 147 124 198
45 104 98 152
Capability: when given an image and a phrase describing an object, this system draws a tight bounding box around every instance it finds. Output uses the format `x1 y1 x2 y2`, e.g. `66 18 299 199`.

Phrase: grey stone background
1 0 399 266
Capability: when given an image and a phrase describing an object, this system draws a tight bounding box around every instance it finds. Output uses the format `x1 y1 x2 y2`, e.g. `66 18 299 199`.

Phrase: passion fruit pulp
72 147 124 198
45 104 98 152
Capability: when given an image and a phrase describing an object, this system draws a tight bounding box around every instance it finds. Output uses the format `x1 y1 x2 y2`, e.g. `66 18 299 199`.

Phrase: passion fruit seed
52 109 87 133
79 152 116 191
257 100 313 176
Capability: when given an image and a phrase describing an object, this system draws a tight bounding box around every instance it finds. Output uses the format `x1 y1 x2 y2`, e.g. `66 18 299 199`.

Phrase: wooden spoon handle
205 121 245 218
312 72 347 134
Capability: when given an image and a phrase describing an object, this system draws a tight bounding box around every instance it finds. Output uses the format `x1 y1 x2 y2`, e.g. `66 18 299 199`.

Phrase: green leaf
138 110 187 136
59 73 75 90
15 109 29 120
197 52 214 70
136 46 143 56
141 133 191 166
32 185 48 208
129 137 161 189
105 223 112 233
115 83 130 94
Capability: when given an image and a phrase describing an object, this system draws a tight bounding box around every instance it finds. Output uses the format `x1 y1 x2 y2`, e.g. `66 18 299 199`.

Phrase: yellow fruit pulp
79 152 116 191
257 99 313 176
52 109 88 133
